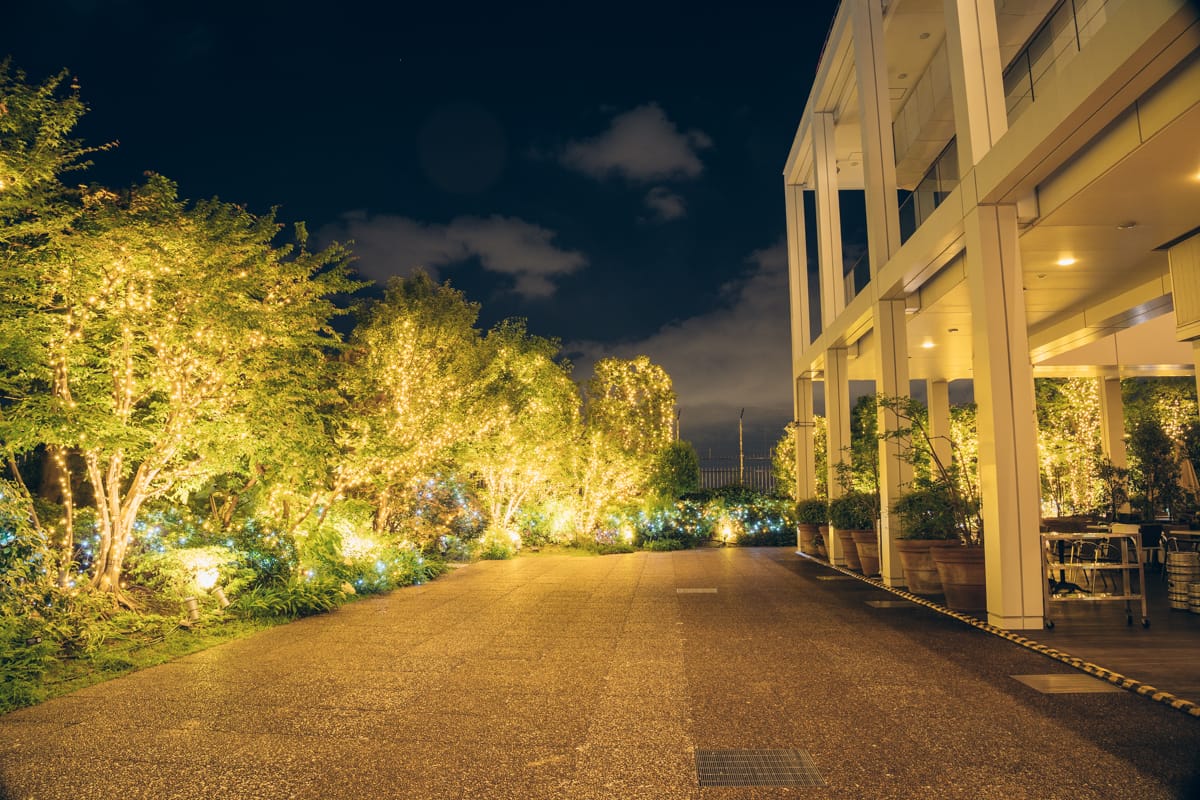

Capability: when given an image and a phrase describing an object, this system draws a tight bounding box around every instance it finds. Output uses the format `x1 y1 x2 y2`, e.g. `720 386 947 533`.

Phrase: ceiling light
1056 256 1077 267
947 328 959 333
919 32 931 39
1116 221 1137 230
897 73 908 80
921 340 935 349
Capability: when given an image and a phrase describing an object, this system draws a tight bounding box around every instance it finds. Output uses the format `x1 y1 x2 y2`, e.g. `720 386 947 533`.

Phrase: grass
13 616 280 713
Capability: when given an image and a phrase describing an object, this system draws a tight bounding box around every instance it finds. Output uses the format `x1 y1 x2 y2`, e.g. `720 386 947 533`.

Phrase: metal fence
699 455 777 494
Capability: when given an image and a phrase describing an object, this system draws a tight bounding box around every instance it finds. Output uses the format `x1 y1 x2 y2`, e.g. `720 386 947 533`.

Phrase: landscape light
182 597 201 622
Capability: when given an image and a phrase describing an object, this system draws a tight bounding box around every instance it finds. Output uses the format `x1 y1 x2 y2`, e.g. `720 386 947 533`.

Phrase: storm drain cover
816 575 855 581
677 588 718 594
865 600 911 608
694 749 824 788
1011 673 1123 694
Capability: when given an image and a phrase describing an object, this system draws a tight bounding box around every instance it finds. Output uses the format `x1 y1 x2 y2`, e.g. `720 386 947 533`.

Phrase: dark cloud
643 186 687 221
569 242 792 454
325 212 586 299
560 103 713 182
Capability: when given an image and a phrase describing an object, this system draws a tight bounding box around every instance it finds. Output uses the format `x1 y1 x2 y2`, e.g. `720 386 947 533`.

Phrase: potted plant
829 491 878 574
795 498 828 558
891 479 959 594
879 395 986 612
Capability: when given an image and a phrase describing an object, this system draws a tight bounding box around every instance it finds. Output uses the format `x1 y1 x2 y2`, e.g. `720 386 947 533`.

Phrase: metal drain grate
865 600 912 608
695 749 824 788
816 575 855 581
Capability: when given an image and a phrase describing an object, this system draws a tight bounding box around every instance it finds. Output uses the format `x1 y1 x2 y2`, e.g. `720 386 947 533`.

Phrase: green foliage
877 394 982 545
1127 418 1182 521
795 497 829 525
478 539 516 560
650 440 700 499
891 479 961 540
1035 378 1103 516
232 577 347 619
828 491 877 531
772 419 829 500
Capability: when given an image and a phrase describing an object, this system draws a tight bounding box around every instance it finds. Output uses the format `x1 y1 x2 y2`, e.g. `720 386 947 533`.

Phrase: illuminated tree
337 272 486 532
572 356 677 540
5 175 352 601
649 440 700 500
0 63 104 583
462 320 581 545
1035 378 1102 516
585 356 675 459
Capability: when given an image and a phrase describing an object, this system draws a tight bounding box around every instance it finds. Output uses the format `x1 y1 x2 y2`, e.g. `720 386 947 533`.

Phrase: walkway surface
2 547 1199 799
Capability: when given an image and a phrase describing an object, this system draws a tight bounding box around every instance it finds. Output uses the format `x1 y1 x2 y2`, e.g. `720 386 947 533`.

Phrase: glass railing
1002 0 1124 124
898 138 959 243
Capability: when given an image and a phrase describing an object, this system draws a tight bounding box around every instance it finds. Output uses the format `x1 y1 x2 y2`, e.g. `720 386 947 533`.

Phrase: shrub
892 481 960 540
829 492 877 530
795 498 829 525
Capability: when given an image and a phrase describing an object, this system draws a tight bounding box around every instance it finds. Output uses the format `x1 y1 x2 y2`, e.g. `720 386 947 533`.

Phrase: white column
785 182 812 354
927 379 953 468
825 348 851 566
795 376 817 501
1098 377 1127 469
875 299 912 588
852 0 902 274
813 112 846 324
966 204 1043 630
1194 342 1200 409
943 0 1008 172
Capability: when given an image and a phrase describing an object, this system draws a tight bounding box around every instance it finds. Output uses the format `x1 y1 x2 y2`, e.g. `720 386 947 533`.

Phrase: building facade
784 0 1200 629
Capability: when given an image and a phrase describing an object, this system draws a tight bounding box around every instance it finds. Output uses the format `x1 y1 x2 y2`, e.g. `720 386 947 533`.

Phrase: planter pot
797 523 821 555
895 539 946 595
851 529 879 576
931 544 987 613
816 525 829 559
835 528 863 571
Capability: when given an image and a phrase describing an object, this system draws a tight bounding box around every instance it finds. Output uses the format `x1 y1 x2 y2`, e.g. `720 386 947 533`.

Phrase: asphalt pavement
2 547 1198 799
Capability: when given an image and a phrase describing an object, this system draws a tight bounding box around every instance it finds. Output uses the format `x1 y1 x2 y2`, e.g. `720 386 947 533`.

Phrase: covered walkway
1 548 1197 799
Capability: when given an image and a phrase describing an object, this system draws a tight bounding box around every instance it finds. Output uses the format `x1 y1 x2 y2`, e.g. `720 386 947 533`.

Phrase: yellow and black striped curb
797 550 1200 719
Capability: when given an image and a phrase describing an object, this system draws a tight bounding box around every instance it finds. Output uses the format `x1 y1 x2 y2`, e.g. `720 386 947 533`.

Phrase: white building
784 0 1200 629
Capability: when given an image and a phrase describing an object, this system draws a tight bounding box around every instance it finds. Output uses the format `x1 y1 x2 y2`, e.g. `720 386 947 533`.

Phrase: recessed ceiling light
1056 256 1077 267
921 340 935 349
947 328 959 333
898 73 908 80
919 32 931 39
1116 221 1137 230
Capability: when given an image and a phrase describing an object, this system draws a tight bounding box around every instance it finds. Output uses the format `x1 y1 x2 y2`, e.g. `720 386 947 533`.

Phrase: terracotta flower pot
851 529 880 576
835 528 862 571
895 539 945 595
816 525 829 559
797 523 821 555
931 544 986 613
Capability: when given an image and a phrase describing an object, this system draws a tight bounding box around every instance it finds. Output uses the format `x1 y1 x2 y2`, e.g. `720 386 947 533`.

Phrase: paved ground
2 547 1199 799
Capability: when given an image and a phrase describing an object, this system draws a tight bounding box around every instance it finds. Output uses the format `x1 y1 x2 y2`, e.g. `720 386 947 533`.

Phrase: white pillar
795 376 817 501
944 0 1008 172
1098 377 1127 469
875 299 912 588
786 183 812 354
1194 342 1200 409
852 0 902 274
813 112 846 324
825 348 851 566
966 204 1043 630
927 379 953 468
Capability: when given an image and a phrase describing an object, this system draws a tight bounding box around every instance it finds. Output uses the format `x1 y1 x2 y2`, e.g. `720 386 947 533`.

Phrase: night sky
5 0 841 457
